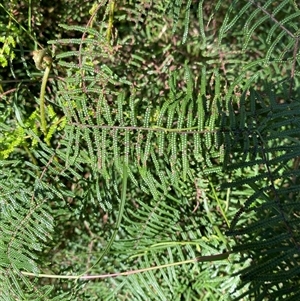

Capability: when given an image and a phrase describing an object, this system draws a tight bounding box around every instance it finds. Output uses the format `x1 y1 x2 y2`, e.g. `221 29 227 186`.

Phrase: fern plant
0 0 300 300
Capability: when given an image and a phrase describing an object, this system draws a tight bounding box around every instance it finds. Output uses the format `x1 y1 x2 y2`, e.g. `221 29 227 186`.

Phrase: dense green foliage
0 0 300 300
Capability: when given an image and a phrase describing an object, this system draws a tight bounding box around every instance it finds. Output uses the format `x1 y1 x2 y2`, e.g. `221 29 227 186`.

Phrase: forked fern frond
224 88 300 300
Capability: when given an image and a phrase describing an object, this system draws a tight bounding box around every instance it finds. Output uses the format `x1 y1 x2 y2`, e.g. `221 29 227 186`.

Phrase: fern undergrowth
0 0 300 300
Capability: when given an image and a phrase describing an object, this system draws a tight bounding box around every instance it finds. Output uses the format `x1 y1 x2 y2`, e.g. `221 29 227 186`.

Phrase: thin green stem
28 0 32 33
210 182 230 227
21 251 230 280
0 4 43 48
76 162 128 280
23 145 38 166
40 65 51 136
202 185 229 248
106 0 116 42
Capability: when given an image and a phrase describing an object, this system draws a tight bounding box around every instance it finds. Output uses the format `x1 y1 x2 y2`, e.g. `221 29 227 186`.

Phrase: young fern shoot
32 49 53 138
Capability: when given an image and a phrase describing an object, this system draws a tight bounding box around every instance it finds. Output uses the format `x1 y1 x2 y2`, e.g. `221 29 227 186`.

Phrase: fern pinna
222 86 300 300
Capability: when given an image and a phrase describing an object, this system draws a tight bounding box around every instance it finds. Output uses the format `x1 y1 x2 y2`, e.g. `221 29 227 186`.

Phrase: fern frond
224 85 300 299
